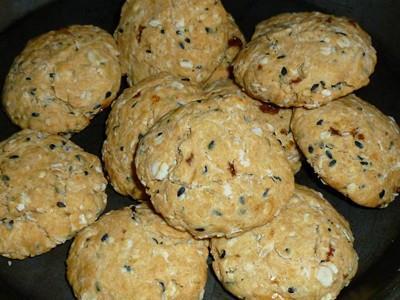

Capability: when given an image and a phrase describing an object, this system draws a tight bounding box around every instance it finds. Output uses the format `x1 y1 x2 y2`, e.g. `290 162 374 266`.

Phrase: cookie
210 185 358 300
205 15 245 84
204 79 301 173
0 130 107 259
233 12 376 108
114 0 238 85
291 94 400 208
67 205 209 300
2 25 121 134
103 73 205 199
135 96 294 238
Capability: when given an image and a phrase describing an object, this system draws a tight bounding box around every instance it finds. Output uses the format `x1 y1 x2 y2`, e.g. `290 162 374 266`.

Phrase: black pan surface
0 0 400 299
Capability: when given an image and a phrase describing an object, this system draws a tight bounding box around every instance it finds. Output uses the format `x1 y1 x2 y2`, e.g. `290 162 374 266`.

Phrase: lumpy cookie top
211 185 358 300
204 79 301 173
114 0 235 85
135 96 294 238
233 12 376 108
103 73 205 199
67 205 209 300
0 130 107 259
2 25 121 134
291 94 400 208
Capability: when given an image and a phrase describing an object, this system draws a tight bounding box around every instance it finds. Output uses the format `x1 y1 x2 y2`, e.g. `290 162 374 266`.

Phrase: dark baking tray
0 0 400 299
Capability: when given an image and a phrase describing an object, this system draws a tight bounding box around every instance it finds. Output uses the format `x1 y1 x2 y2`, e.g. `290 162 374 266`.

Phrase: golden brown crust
2 25 121 134
233 12 376 108
0 130 107 259
67 205 209 300
211 185 358 300
292 94 400 207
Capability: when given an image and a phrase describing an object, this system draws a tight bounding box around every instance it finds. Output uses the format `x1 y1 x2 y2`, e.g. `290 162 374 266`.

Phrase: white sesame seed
180 60 193 69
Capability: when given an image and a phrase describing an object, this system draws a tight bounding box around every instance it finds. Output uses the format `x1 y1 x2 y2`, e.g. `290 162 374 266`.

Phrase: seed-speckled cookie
103 73 205 199
2 25 121 134
135 96 294 238
211 185 358 300
233 12 376 108
114 0 239 85
205 15 245 84
67 205 209 300
0 130 107 259
204 79 301 173
291 94 400 208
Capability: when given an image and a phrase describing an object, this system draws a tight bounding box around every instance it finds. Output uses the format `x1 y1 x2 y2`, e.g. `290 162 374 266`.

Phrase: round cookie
0 130 107 259
114 0 237 85
103 73 205 199
3 25 121 134
210 185 358 300
205 15 245 84
204 79 301 173
233 11 376 108
135 96 294 238
291 94 400 208
67 205 209 300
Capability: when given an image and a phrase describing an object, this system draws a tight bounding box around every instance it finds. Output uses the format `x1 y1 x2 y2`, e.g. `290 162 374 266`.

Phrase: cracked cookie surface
233 11 376 108
67 205 209 300
103 73 205 199
204 79 301 173
292 94 400 208
210 185 358 300
135 95 294 238
2 25 121 134
114 0 238 85
0 130 107 259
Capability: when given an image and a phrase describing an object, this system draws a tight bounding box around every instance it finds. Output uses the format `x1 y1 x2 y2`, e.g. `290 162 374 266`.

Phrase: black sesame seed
208 140 215 150
1 175 10 181
145 49 152 53
105 91 112 98
311 83 319 92
181 77 190 81
8 155 19 159
124 265 132 272
277 55 286 59
205 27 211 33
25 77 31 81
176 30 182 35
308 145 314 153
262 188 269 197
219 249 226 259
329 159 337 167
160 29 165 34
118 28 124 33
56 201 66 208
288 287 296 293
325 150 333 159
101 233 109 242
158 281 166 293
280 67 287 76
49 73 56 79
354 141 364 148
185 38 191 43
195 228 205 232
316 119 324 125
152 237 159 244
30 88 37 96
379 190 385 199
157 132 163 137
203 165 208 173
84 171 89 176
178 42 185 49
239 196 245 204
49 144 56 150
213 210 223 216
360 161 369 166
120 146 124 151
177 186 186 197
